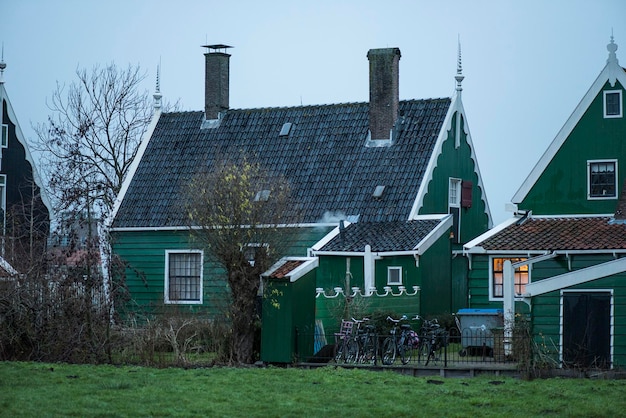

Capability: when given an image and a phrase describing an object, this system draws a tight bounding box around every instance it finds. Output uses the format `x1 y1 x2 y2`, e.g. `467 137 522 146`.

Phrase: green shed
260 257 318 363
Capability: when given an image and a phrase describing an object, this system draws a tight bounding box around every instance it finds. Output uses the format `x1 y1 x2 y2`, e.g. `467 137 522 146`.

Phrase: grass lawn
1 362 625 417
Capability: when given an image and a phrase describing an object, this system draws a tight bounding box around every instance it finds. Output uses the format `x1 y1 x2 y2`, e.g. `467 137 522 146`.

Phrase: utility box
456 308 503 356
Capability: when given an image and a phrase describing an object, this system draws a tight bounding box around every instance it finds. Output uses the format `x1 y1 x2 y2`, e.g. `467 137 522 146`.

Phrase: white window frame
603 90 623 118
449 178 461 208
448 178 461 242
164 250 203 304
587 159 618 200
489 256 530 301
1 124 7 148
387 266 402 286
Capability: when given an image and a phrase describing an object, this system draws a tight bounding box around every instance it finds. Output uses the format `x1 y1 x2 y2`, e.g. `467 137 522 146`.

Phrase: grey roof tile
319 220 444 252
113 99 451 228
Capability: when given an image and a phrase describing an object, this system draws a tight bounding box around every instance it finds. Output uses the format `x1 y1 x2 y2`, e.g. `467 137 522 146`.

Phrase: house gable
414 96 492 244
0 81 51 268
513 37 626 215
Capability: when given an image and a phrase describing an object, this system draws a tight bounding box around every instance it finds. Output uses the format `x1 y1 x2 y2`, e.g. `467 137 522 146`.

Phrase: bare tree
183 159 297 364
33 63 153 217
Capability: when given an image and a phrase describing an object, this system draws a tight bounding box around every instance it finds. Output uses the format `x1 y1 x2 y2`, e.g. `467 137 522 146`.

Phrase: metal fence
300 327 531 368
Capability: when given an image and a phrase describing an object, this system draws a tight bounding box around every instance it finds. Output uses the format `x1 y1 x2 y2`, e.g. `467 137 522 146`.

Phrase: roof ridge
161 97 452 116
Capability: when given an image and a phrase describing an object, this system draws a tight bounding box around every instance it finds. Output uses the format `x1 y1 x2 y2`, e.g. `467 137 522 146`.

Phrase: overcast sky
1 0 624 224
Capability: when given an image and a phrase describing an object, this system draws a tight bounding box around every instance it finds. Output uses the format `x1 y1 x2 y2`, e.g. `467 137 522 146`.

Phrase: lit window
491 257 528 299
165 251 202 304
604 90 622 118
588 160 617 199
387 266 402 285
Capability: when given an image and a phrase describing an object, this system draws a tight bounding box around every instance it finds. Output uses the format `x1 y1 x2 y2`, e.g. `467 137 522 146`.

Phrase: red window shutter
461 180 473 208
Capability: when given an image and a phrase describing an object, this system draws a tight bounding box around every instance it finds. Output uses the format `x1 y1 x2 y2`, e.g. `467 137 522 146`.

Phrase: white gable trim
106 110 161 228
413 214 453 255
408 91 492 228
512 59 626 204
524 257 626 297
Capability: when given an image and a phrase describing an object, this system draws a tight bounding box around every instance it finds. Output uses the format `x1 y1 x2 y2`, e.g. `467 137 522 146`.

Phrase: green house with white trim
109 45 491 357
464 37 626 369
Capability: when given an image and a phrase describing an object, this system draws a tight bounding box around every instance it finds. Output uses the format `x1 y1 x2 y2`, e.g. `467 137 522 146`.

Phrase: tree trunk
228 268 260 364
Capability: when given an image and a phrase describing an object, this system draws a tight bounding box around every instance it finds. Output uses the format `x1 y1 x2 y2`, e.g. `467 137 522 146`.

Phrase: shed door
562 292 611 369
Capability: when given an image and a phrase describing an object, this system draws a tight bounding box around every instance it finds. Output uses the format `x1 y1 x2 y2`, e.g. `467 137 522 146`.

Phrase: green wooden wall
419 112 491 244
468 253 626 367
261 267 317 363
111 226 332 319
519 81 626 215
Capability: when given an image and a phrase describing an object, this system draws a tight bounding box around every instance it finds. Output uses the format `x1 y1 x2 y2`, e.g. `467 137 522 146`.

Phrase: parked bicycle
417 316 449 366
381 315 420 365
334 317 377 364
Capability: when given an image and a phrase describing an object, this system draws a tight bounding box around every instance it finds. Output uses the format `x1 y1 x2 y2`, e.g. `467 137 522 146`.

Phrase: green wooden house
0 60 51 272
464 37 626 369
108 45 492 358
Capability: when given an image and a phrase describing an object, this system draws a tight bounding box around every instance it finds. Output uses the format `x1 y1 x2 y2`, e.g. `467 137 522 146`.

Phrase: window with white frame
449 178 461 243
588 160 617 199
1 124 7 148
604 90 622 118
490 257 528 299
387 266 402 285
165 250 203 304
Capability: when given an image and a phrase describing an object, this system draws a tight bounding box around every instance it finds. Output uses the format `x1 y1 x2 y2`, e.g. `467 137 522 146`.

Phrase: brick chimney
203 44 232 120
367 47 401 140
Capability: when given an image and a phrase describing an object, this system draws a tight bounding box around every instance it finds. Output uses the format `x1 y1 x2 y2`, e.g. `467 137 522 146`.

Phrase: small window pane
605 92 621 116
589 161 616 197
168 252 201 302
492 258 528 298
388 267 402 285
1 124 7 147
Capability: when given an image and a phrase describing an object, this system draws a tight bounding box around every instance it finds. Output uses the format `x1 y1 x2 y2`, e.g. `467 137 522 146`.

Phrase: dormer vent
279 122 293 137
373 185 386 198
254 190 271 202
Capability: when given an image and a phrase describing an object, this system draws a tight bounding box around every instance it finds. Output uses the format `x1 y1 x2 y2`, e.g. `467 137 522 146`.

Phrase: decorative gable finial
0 43 6 84
455 35 464 92
607 30 618 64
153 61 162 111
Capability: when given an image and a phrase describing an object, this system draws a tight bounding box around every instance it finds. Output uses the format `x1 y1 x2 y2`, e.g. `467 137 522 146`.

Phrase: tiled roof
477 216 626 251
318 219 444 252
112 99 451 228
266 259 306 279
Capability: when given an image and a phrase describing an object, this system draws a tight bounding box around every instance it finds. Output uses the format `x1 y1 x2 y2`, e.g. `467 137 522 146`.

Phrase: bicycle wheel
418 339 431 365
360 335 377 364
381 337 396 365
399 342 412 365
344 337 359 364
334 340 345 363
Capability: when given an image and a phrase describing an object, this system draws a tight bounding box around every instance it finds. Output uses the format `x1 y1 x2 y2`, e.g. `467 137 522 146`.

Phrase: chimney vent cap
202 44 233 53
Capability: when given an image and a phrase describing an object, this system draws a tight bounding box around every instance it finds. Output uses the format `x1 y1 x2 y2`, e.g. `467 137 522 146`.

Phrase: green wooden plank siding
111 226 332 319
419 113 490 244
469 253 626 366
261 266 316 363
519 81 626 215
